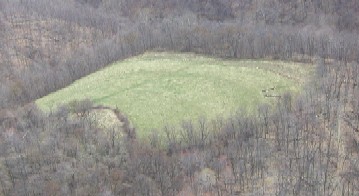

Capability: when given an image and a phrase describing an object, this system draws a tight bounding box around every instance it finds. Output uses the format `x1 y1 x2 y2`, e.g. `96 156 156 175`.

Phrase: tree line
1 0 359 195
1 59 359 195
1 0 359 109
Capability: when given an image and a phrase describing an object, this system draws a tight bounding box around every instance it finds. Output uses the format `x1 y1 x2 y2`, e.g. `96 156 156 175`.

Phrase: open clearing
36 52 312 138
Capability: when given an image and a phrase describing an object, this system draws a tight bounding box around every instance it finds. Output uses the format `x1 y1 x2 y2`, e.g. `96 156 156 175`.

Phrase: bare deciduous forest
1 0 359 195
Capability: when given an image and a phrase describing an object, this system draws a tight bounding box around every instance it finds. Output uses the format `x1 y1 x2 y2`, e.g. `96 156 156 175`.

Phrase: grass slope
37 52 312 137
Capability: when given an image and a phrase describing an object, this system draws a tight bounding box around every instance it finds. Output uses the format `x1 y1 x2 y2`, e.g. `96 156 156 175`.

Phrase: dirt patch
91 105 136 139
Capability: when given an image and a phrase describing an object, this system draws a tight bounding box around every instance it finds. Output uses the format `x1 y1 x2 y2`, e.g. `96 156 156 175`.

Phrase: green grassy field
36 52 312 138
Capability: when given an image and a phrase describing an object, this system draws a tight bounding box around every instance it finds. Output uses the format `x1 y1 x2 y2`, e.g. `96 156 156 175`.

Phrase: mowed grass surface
36 52 312 138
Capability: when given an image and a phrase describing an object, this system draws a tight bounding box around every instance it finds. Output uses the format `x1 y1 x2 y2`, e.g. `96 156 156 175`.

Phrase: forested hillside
1 0 359 195
1 0 359 108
